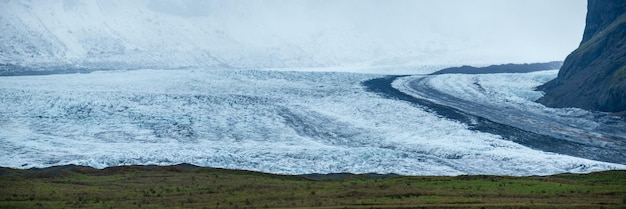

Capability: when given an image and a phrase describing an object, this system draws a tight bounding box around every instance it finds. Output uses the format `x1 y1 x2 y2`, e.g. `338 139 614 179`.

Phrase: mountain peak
537 0 626 113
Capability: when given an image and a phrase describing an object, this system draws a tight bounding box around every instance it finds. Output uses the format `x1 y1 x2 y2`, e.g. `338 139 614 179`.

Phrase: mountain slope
1 0 585 72
537 0 626 113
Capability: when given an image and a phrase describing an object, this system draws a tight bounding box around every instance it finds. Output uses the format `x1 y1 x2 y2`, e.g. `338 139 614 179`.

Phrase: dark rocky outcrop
537 0 626 113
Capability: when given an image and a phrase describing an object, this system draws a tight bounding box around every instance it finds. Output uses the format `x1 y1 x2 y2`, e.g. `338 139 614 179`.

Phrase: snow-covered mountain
1 0 585 72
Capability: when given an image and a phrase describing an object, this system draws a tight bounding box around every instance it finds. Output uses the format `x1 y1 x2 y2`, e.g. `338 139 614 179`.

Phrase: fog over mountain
1 0 586 71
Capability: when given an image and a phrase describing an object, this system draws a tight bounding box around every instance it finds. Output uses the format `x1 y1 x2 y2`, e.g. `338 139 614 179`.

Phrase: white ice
1 69 623 176
394 70 626 149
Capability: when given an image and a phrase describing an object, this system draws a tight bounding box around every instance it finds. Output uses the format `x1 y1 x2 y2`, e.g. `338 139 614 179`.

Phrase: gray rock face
537 0 626 113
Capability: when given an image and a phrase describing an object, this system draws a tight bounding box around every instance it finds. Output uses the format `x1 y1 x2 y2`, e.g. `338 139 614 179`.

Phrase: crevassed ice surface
1 69 624 175
394 70 626 149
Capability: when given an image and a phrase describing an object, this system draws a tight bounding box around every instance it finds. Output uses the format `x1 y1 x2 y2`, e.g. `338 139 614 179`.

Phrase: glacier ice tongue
394 70 626 164
0 69 624 175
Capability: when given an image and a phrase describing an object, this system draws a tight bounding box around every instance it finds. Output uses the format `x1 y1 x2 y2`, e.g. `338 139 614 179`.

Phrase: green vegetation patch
1 165 625 208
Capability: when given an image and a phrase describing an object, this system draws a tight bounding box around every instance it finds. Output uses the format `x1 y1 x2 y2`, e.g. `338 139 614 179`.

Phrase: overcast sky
147 0 588 64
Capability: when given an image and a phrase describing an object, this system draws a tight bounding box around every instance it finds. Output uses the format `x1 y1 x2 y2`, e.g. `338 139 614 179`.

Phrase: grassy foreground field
1 164 625 209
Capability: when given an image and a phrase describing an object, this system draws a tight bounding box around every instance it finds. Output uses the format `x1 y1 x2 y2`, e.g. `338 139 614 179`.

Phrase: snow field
1 0 586 70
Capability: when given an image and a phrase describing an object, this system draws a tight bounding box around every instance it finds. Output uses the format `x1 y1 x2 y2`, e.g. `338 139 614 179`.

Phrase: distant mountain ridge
538 0 626 113
431 61 562 75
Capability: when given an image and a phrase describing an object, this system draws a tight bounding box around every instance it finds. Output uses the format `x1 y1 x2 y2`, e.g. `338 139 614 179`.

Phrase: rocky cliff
537 0 626 113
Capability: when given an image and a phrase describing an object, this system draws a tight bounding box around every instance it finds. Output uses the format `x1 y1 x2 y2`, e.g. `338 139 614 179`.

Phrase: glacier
394 70 626 164
1 68 624 176
2 0 622 176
